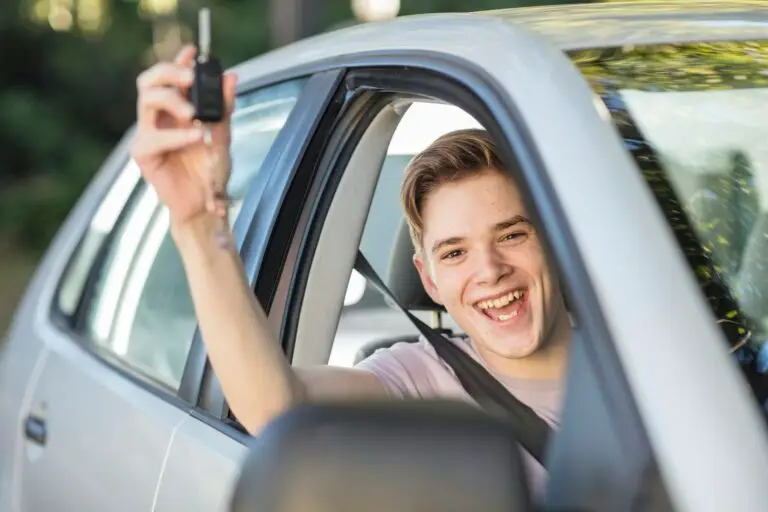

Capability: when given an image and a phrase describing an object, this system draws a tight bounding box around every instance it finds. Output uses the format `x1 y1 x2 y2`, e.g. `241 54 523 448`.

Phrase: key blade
198 8 211 60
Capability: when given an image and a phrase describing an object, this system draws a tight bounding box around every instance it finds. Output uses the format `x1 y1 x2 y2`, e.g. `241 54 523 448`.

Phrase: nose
474 245 512 286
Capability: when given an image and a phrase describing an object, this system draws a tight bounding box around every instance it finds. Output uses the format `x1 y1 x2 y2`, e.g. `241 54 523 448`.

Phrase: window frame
47 75 324 410
279 63 649 429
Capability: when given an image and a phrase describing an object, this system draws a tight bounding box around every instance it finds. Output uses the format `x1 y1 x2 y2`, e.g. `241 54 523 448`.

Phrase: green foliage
572 41 768 93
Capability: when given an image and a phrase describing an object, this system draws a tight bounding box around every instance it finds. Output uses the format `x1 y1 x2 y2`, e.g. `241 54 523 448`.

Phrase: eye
442 249 465 260
501 231 527 243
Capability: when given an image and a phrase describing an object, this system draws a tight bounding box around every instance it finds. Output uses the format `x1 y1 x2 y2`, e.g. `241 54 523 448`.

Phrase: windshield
571 40 768 417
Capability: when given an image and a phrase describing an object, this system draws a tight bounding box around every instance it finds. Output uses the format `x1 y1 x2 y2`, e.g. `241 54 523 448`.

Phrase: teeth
498 311 518 321
478 290 524 310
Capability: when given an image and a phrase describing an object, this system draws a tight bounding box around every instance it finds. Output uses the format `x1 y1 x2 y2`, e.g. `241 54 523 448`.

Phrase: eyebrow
495 215 531 231
430 215 531 255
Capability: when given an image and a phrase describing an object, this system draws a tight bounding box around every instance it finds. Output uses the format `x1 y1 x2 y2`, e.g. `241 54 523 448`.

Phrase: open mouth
474 288 527 323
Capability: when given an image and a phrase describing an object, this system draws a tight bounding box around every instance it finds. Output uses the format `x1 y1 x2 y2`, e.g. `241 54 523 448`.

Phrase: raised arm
131 45 385 435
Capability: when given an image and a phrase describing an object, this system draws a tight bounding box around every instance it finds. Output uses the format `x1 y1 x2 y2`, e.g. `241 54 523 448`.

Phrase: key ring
200 123 234 249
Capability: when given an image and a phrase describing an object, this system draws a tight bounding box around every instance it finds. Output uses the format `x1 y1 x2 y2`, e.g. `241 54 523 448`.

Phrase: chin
478 334 541 360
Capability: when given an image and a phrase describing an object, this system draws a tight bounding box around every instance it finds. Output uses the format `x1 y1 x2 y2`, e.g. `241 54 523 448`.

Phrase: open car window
332 102 481 366
572 40 768 420
359 102 482 275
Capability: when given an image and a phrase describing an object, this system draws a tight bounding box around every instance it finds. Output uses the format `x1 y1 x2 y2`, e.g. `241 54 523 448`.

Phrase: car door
13 77 311 512
151 70 343 512
176 17 768 512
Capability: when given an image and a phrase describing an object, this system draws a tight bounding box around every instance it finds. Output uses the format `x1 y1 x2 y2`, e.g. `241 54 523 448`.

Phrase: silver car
2 1 768 511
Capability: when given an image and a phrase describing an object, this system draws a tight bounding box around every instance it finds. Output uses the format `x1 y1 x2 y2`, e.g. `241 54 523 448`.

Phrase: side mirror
230 401 533 512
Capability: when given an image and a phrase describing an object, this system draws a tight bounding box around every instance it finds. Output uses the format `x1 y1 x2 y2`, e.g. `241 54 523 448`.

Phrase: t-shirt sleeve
355 340 436 399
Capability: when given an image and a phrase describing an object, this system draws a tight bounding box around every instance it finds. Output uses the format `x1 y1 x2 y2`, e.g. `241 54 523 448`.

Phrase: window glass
57 164 141 316
572 40 768 418
59 78 308 391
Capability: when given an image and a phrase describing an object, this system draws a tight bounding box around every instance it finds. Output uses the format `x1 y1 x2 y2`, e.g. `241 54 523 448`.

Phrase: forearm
172 214 305 434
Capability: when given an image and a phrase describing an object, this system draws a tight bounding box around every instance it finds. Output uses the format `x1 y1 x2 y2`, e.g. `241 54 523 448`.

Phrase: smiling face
413 168 564 360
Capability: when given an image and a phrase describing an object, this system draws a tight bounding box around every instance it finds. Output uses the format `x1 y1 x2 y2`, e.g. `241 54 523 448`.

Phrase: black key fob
190 54 224 123
190 8 224 124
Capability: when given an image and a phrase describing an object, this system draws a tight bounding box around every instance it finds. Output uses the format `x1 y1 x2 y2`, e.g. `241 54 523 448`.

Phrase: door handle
24 415 47 445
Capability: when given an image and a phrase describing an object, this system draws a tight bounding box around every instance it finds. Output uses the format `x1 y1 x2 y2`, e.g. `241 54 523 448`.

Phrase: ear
413 253 443 305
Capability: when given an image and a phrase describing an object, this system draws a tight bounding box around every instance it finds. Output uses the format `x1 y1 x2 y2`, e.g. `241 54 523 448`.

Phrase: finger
132 128 203 160
211 195 231 219
137 62 194 91
223 72 238 117
138 87 195 127
175 44 197 67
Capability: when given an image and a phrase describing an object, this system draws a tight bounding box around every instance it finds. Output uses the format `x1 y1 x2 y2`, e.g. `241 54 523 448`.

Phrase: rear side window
571 40 768 416
55 78 307 392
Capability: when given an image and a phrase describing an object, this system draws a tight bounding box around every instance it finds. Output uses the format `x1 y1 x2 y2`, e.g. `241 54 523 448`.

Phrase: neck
474 309 572 381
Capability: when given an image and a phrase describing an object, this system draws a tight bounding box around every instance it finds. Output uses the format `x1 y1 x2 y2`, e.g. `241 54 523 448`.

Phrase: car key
190 7 224 125
190 8 233 248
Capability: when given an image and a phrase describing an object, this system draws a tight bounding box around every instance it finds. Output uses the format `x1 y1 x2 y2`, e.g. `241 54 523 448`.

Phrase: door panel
152 416 248 512
20 333 185 512
0 129 137 512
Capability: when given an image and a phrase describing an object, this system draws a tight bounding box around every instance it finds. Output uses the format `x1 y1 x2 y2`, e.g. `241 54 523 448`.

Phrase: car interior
322 101 477 367
351 218 456 365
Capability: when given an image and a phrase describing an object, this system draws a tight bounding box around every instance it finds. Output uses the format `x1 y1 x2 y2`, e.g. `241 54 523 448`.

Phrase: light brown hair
400 128 503 253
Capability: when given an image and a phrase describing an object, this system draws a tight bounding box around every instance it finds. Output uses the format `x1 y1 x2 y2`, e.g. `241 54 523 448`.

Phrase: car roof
232 1 768 85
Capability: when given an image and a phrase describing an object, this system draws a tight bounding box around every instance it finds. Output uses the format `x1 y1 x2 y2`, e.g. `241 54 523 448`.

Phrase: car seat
353 220 454 364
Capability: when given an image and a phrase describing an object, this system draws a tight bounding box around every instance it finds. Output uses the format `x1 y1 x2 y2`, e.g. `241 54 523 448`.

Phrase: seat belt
354 251 552 465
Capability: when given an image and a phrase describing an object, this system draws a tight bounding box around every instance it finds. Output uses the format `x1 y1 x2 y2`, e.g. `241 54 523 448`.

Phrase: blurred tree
269 0 324 47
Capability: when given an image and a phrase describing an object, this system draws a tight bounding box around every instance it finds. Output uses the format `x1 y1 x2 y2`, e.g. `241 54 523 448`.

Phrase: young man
132 46 571 492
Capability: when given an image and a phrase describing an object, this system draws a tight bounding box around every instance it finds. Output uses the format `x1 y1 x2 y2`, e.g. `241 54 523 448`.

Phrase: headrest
230 401 532 512
386 220 444 311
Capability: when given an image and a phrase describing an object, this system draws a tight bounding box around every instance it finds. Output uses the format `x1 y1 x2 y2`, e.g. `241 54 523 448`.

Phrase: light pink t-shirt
355 335 563 498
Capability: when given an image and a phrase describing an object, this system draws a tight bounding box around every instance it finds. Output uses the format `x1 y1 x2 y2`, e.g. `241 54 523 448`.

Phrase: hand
131 45 238 226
